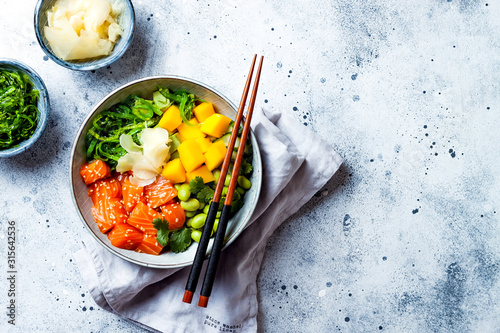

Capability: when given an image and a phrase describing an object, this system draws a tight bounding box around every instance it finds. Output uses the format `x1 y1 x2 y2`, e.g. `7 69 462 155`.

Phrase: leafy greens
85 88 202 169
0 69 39 150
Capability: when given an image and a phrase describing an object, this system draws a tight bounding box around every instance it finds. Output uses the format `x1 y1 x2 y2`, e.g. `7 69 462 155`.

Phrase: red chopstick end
183 290 193 304
198 295 209 308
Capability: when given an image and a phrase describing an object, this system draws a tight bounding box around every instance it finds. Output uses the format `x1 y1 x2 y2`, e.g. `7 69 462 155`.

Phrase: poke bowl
70 76 262 268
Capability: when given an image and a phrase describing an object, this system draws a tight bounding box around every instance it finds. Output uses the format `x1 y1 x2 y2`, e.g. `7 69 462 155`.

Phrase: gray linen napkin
74 107 343 333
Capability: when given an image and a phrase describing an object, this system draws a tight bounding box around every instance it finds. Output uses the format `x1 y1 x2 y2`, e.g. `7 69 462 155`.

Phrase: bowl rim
34 0 136 71
0 58 50 157
69 75 262 268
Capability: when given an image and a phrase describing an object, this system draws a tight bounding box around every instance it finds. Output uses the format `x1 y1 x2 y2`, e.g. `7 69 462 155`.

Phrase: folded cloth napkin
74 107 343 333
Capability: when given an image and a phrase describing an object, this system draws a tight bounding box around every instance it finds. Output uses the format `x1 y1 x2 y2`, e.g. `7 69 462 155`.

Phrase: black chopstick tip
198 295 209 308
183 290 194 304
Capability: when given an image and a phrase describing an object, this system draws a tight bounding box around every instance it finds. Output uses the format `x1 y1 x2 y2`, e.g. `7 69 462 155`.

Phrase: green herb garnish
152 218 171 246
240 160 253 176
0 69 39 150
169 227 192 253
189 176 206 194
189 176 215 203
198 187 215 203
153 218 192 252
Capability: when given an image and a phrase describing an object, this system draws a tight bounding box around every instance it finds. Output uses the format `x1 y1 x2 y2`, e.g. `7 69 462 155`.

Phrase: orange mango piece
204 140 227 171
178 139 206 172
186 165 214 183
161 158 186 184
177 118 206 140
199 114 232 138
158 105 183 132
193 102 215 123
195 137 213 153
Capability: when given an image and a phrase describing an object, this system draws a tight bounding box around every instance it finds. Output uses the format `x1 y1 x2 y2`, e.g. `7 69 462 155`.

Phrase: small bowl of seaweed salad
0 59 49 157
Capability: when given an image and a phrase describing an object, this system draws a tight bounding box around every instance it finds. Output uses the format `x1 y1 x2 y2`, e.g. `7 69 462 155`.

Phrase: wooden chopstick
198 55 264 308
182 55 258 304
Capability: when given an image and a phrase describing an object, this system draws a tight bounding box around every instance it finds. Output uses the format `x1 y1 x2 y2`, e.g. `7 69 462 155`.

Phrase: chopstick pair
182 54 264 307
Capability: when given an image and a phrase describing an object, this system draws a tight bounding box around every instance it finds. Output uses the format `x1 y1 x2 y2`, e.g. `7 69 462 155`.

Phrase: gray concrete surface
1 0 499 332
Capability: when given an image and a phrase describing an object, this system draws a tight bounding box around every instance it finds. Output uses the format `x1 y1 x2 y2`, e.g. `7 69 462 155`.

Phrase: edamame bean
224 175 231 186
203 204 210 215
216 211 221 218
180 198 200 211
178 184 191 201
191 230 202 243
191 213 207 229
212 219 219 234
185 210 197 218
186 217 194 227
222 186 228 196
198 201 205 210
213 170 221 183
174 184 182 191
237 176 251 190
236 186 245 195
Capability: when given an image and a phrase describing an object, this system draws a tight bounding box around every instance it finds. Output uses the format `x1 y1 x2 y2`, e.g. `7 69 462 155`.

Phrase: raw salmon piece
80 160 111 185
144 176 177 208
122 175 145 213
92 197 128 233
107 223 143 250
87 178 122 206
135 234 164 255
160 201 186 230
127 201 161 234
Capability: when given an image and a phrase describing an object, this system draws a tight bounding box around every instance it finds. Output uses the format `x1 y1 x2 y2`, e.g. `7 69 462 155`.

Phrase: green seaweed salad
85 88 199 169
0 69 39 150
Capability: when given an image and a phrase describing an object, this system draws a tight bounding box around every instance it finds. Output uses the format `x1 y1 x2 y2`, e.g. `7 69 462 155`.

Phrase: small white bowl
34 0 135 71
69 76 262 268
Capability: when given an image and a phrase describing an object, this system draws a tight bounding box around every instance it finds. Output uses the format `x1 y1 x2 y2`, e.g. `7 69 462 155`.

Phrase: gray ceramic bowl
0 59 50 158
34 0 135 71
70 76 262 268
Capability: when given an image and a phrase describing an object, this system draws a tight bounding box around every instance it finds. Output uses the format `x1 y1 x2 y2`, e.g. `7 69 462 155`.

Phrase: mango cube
193 102 215 123
199 114 232 138
195 137 212 154
204 140 227 171
161 158 186 183
178 139 206 172
158 105 182 132
177 118 206 140
186 165 214 183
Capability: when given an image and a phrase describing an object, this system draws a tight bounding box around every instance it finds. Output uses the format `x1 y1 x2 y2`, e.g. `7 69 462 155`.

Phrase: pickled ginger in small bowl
34 0 135 71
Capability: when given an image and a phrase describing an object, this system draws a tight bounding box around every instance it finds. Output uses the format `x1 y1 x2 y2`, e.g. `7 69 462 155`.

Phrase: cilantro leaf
197 187 215 203
153 218 171 246
169 228 192 253
240 160 253 176
189 176 205 194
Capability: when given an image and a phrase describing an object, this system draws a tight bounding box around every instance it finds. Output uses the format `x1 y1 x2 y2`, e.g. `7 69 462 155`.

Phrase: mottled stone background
0 0 499 332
